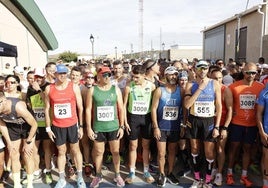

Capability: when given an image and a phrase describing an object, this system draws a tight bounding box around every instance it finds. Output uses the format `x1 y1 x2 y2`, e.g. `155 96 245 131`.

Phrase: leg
92 141 105 175
204 141 215 183
128 140 138 169
142 138 151 168
157 141 166 175
10 139 22 188
190 139 201 180
109 139 120 174
167 142 178 174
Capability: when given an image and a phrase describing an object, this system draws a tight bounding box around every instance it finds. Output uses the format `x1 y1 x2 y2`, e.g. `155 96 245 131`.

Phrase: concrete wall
0 4 48 70
169 49 202 61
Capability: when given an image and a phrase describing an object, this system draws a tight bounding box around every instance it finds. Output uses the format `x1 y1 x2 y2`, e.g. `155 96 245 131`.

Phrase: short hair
5 74 20 83
132 65 146 75
259 57 265 63
45 62 56 69
71 66 82 74
113 60 122 66
27 71 34 76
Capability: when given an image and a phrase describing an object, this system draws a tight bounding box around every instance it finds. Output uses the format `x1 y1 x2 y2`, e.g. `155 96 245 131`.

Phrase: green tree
58 51 78 63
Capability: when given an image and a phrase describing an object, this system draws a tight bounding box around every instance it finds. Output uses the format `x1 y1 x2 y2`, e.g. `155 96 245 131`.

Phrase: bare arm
223 87 233 127
85 87 95 140
256 104 268 146
44 85 51 128
151 87 161 140
73 84 83 126
214 81 222 127
123 84 131 134
115 86 124 139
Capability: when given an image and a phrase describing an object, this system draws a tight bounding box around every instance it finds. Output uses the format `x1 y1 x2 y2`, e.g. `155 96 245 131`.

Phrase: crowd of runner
0 57 267 188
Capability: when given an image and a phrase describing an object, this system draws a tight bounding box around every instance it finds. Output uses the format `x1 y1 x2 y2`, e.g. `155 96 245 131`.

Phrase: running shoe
166 173 179 185
125 172 135 184
240 176 253 187
190 180 203 188
77 177 86 188
90 176 103 188
213 173 222 186
54 178 66 188
144 171 155 184
157 173 166 187
45 172 53 184
113 176 125 187
226 174 235 185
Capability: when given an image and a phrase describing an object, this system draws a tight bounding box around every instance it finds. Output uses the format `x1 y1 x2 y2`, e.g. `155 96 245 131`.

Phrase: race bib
33 107 45 121
131 101 149 115
163 106 178 120
194 101 214 117
240 94 256 109
97 106 114 121
54 103 72 119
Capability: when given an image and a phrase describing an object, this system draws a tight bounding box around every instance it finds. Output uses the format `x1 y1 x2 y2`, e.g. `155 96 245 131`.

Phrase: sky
35 0 264 56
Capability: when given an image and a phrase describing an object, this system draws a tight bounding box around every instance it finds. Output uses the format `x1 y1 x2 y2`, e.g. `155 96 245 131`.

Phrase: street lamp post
90 34 94 59
161 42 165 59
115 46 117 59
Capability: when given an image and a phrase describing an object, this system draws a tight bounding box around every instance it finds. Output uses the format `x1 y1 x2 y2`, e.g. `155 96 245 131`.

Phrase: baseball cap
98 67 111 74
180 58 188 64
195 60 209 68
222 74 234 86
14 66 24 74
34 67 46 77
262 64 268 69
164 66 178 75
86 72 94 78
56 64 68 73
178 70 188 79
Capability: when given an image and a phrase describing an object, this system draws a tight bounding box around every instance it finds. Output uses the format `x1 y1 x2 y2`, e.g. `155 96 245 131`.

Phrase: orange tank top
49 81 78 127
229 80 264 127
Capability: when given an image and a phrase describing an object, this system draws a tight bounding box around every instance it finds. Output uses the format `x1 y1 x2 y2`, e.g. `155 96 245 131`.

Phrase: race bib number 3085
54 103 72 119
97 106 114 121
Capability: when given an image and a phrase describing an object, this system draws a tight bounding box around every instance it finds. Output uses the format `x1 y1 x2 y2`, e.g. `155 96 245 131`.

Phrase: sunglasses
196 67 208 71
87 76 95 79
6 81 17 84
102 73 111 78
245 71 257 75
217 63 224 65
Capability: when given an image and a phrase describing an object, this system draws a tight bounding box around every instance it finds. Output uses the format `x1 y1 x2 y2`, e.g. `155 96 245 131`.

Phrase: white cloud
35 0 263 55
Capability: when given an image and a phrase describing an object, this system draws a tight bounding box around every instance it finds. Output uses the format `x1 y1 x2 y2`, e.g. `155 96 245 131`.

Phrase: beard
166 77 177 85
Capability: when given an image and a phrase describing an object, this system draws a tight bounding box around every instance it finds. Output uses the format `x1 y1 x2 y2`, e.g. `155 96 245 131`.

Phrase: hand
260 133 268 147
23 142 34 158
180 127 186 138
87 128 96 141
47 130 56 142
212 128 220 138
125 123 131 135
32 81 41 91
220 129 227 139
154 128 161 141
117 128 124 140
78 127 83 139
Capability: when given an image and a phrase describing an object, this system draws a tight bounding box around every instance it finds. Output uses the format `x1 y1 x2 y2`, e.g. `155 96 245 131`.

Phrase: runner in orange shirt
226 62 264 187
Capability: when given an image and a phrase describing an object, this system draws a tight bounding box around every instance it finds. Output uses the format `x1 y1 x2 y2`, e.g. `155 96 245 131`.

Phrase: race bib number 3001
97 106 114 121
163 106 178 120
54 103 72 119
240 94 256 109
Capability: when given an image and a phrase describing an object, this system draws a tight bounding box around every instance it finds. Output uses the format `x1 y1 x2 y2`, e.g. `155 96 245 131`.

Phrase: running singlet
30 93 46 127
256 87 268 133
127 80 153 115
189 80 215 117
49 82 78 128
229 80 264 127
93 85 119 132
157 86 182 131
0 97 26 125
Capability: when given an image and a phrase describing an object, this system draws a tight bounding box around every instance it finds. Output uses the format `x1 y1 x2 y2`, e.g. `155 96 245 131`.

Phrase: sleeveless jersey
157 86 182 131
229 80 264 127
256 87 268 133
127 80 153 115
0 98 26 125
189 79 215 117
49 81 78 127
93 85 119 132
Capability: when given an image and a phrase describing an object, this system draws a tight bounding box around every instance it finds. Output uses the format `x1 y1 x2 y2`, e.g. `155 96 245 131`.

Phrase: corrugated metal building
203 1 268 63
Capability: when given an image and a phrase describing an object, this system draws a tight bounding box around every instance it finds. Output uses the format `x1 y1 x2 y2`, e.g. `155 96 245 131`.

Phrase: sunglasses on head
102 73 111 78
196 67 208 71
245 71 257 75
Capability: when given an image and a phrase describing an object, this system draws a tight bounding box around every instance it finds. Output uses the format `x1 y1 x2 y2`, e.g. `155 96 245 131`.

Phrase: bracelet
180 123 187 128
79 124 84 128
214 126 220 130
153 127 159 129
119 126 125 130
46 126 52 133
